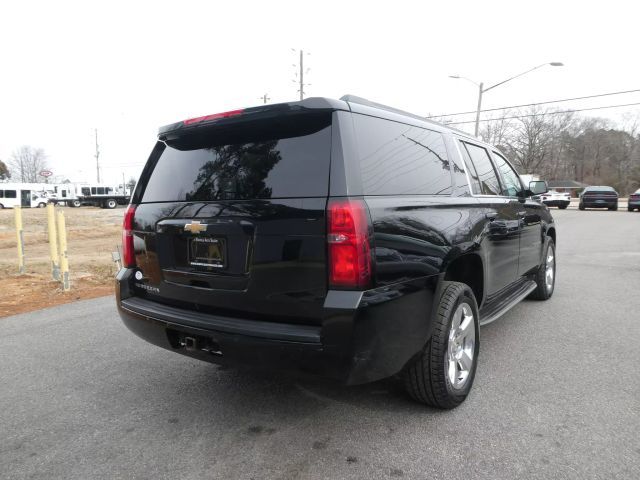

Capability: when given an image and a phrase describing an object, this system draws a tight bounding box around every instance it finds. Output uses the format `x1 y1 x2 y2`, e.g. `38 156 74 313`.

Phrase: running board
479 280 537 326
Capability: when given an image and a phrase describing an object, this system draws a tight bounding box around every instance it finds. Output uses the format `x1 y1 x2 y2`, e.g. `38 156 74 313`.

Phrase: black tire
71 200 81 208
629 207 634 212
578 203 585 210
528 238 556 300
0 203 4 209
38 202 47 208
558 204 568 210
106 199 117 209
403 281 479 409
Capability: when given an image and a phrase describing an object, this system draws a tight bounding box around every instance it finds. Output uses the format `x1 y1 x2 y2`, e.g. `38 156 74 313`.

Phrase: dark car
628 189 640 212
116 95 556 409
579 186 618 210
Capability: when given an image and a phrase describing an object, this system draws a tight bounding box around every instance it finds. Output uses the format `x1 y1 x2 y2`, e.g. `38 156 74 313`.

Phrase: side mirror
529 180 548 195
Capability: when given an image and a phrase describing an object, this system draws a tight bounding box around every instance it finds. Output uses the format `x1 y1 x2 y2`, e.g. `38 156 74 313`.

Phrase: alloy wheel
545 247 555 293
447 303 476 390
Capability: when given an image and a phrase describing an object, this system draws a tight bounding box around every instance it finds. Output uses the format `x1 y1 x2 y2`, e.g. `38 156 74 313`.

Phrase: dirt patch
0 207 123 318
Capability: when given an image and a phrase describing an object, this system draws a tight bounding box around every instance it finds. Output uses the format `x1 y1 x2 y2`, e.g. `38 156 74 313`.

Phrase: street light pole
474 82 484 137
450 62 564 137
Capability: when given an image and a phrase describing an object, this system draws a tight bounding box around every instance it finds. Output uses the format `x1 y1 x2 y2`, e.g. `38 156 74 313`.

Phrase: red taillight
122 205 137 268
327 199 372 289
183 109 244 126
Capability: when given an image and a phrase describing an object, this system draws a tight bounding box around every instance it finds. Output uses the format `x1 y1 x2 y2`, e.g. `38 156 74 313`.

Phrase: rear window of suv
140 113 332 202
353 114 452 196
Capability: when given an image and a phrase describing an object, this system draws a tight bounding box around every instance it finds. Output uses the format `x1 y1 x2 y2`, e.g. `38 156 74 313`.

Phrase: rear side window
353 114 452 196
141 113 332 202
461 142 501 195
5 190 17 198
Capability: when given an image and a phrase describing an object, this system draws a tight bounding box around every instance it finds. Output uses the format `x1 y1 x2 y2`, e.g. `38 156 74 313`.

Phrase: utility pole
94 128 100 183
259 93 271 104
299 50 304 100
474 83 484 138
291 49 310 100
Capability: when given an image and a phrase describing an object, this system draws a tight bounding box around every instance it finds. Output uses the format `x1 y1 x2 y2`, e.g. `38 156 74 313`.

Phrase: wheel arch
546 226 556 245
443 253 484 308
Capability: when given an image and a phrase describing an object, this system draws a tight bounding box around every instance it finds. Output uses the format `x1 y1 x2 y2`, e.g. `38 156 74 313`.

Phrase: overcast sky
1 0 639 185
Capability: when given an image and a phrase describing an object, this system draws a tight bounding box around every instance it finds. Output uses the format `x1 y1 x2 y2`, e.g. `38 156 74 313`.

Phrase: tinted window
462 142 501 195
91 187 97 194
492 152 521 197
97 187 105 195
5 190 17 198
354 114 452 195
457 141 482 195
141 113 332 202
0 190 3 198
82 187 90 195
106 187 113 193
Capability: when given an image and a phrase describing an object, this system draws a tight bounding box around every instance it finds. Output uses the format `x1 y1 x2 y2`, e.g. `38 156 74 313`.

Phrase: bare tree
502 107 553 173
479 108 640 194
8 146 49 183
126 177 137 192
479 111 514 149
0 160 10 180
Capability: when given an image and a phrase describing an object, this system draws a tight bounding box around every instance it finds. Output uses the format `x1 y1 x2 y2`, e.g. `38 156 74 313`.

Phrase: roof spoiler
157 97 348 140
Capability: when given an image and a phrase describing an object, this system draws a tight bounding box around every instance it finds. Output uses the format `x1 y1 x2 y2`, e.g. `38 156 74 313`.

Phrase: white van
0 184 49 209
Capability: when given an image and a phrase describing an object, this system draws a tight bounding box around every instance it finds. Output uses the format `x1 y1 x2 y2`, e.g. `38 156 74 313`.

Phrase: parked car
628 189 640 212
536 190 571 209
579 186 618 211
115 95 557 409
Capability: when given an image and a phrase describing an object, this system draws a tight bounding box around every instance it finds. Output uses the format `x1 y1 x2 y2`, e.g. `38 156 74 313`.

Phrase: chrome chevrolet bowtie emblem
184 220 207 234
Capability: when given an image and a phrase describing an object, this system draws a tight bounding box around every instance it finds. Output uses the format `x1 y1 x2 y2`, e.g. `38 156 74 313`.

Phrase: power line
444 102 640 126
429 88 640 119
100 163 146 169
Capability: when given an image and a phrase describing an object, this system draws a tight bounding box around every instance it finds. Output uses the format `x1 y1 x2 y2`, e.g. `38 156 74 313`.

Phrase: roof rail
340 94 474 137
340 94 431 122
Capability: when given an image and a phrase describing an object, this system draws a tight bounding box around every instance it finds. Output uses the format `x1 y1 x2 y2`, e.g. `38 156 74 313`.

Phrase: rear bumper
582 199 617 208
542 200 570 207
115 268 438 385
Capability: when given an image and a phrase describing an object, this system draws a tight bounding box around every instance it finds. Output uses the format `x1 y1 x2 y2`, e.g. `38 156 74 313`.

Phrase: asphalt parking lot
1 208 639 480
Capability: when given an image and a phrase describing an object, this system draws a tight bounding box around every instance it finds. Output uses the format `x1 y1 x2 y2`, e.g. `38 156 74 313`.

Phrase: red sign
39 170 53 177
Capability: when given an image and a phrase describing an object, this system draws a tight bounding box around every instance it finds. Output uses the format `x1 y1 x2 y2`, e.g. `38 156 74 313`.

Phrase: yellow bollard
15 206 25 274
47 204 60 280
56 209 70 291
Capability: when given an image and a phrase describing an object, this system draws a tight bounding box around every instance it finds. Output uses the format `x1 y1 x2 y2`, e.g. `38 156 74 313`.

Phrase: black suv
116 96 556 409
